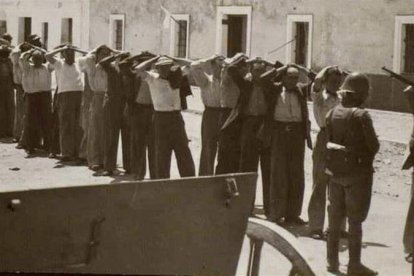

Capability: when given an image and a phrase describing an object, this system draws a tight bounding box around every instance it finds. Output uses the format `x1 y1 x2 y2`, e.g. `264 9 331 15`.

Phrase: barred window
42 22 49 50
294 22 309 67
110 15 125 51
115 20 123 50
176 20 187 58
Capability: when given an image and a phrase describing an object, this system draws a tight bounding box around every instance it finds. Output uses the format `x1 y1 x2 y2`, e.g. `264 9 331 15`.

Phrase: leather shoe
347 263 378 276
285 216 308 225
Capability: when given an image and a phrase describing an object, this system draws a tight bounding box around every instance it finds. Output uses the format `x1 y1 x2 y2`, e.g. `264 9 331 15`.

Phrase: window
42 22 49 50
169 14 189 58
109 14 125 51
394 16 414 74
0 20 7 37
61 18 73 44
286 15 313 68
216 6 252 57
18 17 31 43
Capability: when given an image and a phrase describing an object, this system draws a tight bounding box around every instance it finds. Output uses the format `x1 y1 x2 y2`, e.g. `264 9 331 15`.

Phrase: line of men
3 32 414 275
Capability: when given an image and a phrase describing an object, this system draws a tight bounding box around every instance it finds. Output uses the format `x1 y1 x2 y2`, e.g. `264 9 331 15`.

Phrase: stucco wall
88 0 414 74
0 0 89 49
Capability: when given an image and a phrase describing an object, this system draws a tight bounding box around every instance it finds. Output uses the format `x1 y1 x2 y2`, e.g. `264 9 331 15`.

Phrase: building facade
1 0 414 112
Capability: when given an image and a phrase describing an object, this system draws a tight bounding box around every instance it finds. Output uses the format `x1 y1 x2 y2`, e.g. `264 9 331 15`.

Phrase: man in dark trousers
215 55 242 175
223 56 274 216
0 45 14 139
307 66 343 239
134 55 195 179
402 85 414 264
45 44 88 161
20 48 54 156
325 73 379 275
120 52 156 180
260 64 313 225
97 51 131 176
10 42 31 144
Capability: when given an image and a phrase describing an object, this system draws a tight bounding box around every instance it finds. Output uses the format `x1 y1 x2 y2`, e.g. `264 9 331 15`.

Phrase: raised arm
45 45 66 64
168 55 193 67
132 55 160 78
313 66 335 93
19 50 33 71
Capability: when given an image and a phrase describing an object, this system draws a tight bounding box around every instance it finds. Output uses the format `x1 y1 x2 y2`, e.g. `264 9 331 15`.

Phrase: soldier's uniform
402 87 414 261
325 73 379 275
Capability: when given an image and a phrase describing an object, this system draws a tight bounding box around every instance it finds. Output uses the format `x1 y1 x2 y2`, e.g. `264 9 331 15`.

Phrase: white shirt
311 84 340 128
52 59 84 93
20 57 54 93
143 70 181 111
79 55 107 93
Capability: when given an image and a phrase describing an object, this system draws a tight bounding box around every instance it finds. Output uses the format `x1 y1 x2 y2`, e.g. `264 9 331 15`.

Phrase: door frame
215 6 252 56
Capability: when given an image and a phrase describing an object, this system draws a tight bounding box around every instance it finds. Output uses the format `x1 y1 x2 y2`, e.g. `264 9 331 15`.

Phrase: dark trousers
403 172 414 254
130 103 155 180
239 115 271 216
50 90 61 155
0 79 15 138
23 91 52 152
216 108 241 175
327 174 373 268
103 96 130 172
269 121 305 220
199 106 222 176
153 111 195 179
19 94 41 149
13 85 25 140
308 129 330 231
87 92 105 167
57 91 82 158
79 88 93 160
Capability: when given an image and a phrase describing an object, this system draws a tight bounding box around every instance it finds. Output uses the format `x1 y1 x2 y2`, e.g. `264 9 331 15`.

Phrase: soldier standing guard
402 85 414 264
325 73 379 275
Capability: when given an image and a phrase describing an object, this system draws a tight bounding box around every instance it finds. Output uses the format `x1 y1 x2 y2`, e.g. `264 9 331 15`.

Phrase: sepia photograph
0 0 413 275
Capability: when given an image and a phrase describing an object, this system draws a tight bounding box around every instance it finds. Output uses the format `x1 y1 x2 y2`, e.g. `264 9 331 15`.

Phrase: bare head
325 67 343 94
96 45 111 62
62 48 75 65
211 56 225 78
283 67 300 90
251 62 267 81
155 57 174 79
32 50 44 68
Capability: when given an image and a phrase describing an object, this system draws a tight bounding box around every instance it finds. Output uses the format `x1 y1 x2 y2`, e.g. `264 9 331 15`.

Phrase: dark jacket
403 91 414 170
326 104 380 175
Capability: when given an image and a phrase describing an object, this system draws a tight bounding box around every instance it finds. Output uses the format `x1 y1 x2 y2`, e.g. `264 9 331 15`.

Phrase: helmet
340 72 370 96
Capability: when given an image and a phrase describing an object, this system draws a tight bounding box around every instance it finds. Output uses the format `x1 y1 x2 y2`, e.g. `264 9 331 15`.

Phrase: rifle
382 66 414 87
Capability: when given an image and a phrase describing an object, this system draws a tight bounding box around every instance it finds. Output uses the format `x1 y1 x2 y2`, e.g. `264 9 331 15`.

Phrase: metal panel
0 173 257 275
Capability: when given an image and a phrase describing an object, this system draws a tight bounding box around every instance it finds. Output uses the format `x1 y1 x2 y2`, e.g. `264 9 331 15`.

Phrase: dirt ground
0 94 413 275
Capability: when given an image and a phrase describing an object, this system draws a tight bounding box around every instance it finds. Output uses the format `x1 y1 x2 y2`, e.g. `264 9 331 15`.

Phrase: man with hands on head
307 65 345 239
260 63 313 226
19 46 54 157
45 44 88 161
133 54 195 179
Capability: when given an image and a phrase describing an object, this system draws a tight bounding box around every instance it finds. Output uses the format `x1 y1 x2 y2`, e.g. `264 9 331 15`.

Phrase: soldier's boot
347 222 377 276
326 229 340 273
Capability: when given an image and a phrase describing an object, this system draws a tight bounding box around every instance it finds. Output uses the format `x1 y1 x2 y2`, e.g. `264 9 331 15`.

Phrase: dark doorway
223 15 247 57
293 22 309 67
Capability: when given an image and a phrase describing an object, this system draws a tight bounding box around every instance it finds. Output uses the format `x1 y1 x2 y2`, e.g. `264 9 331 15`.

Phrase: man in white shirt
20 49 54 157
307 66 343 239
45 44 88 161
134 55 195 179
